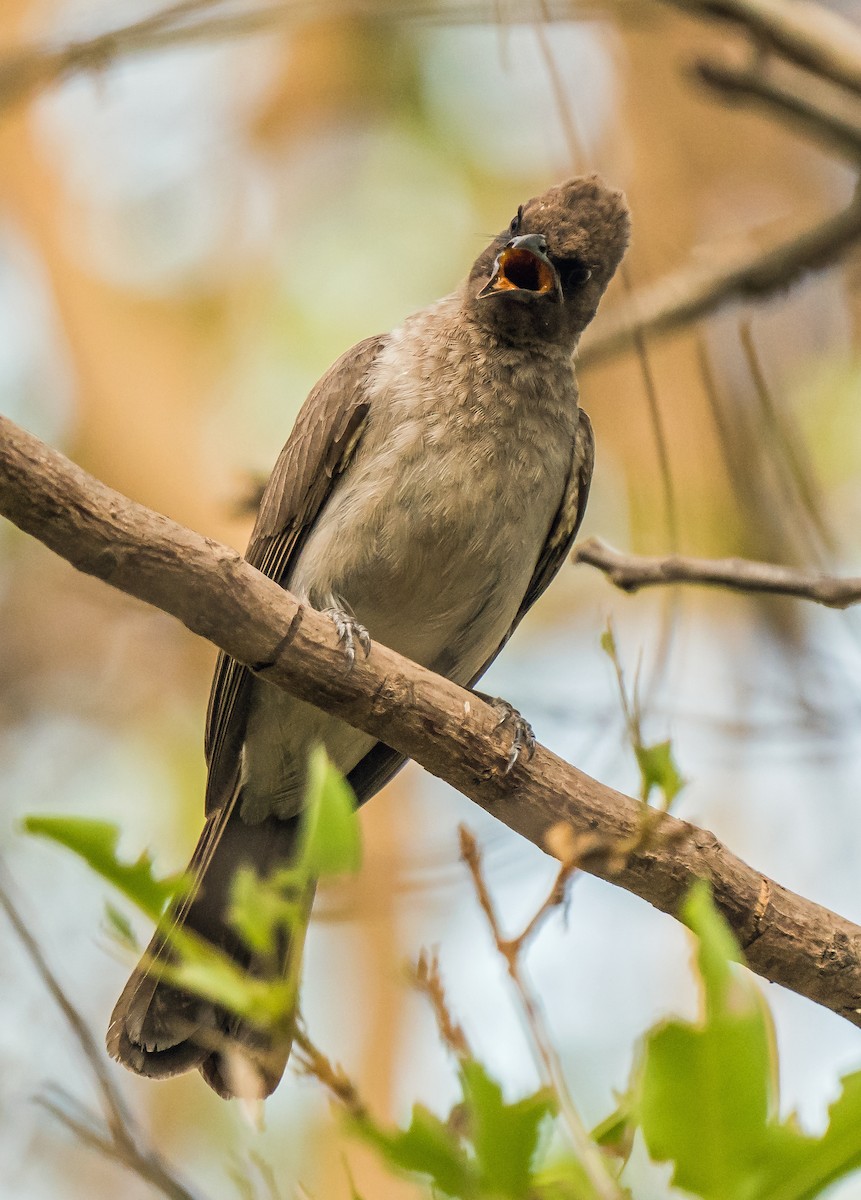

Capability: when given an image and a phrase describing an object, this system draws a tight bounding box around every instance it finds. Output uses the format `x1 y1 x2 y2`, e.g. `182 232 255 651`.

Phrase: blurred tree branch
583 0 861 363
573 536 861 608
662 0 861 96
0 877 207 1200
3 413 861 1029
581 189 861 365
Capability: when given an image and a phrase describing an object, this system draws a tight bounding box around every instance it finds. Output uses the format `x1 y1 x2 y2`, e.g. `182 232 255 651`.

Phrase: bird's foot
322 603 371 670
478 694 536 775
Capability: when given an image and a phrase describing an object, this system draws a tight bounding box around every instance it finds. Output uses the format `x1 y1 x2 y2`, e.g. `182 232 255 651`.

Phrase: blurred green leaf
298 745 361 878
590 1090 637 1167
639 881 772 1198
634 740 686 809
103 901 139 951
163 924 295 1031
460 1060 556 1198
357 1103 477 1198
531 1157 607 1200
639 882 861 1199
753 1071 861 1199
228 864 307 958
22 815 186 919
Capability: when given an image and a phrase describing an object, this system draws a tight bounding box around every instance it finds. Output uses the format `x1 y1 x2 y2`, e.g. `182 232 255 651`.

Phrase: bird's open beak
478 236 560 300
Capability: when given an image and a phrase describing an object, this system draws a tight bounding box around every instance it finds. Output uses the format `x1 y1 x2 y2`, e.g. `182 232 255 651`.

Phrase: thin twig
410 951 472 1060
292 1024 368 1120
458 827 625 1200
573 536 861 608
0 875 205 1200
739 320 834 559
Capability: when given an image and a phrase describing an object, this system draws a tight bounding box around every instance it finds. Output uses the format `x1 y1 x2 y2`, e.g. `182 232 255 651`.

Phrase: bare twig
410 952 472 1059
0 876 205 1200
292 1025 368 1120
459 827 624 1200
573 535 861 608
3 414 861 1027
738 320 834 559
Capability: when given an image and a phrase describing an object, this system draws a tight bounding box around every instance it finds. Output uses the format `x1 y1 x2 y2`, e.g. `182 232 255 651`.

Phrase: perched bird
108 175 630 1099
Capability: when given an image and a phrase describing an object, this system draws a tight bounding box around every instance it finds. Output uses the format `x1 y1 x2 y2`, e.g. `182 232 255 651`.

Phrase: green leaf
599 628 617 658
297 746 361 878
591 1089 637 1167
356 1104 478 1198
460 1060 556 1198
22 815 186 919
752 1070 861 1200
162 924 296 1031
634 740 686 809
227 865 307 958
635 882 772 1200
103 902 139 951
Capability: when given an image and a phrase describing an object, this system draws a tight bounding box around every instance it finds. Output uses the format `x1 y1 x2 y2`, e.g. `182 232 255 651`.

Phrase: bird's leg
320 596 371 670
473 692 536 774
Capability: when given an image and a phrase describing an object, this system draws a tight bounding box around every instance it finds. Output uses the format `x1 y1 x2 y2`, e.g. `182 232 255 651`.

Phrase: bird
107 174 631 1100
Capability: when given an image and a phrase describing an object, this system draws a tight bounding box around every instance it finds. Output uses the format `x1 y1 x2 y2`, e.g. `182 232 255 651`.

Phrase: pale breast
288 298 580 679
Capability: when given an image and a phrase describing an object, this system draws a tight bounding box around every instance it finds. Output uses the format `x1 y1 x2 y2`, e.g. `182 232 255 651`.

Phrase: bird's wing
347 408 595 802
507 405 595 636
203 334 384 814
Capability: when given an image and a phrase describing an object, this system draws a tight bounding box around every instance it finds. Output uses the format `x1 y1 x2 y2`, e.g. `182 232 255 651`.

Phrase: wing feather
203 334 383 814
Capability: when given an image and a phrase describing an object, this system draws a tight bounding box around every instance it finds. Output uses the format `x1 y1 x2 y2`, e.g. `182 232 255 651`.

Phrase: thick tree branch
573 536 861 608
3 414 861 1025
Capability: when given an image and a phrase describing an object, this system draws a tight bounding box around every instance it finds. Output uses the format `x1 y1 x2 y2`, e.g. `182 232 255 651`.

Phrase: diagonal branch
572 536 861 608
2 414 861 1027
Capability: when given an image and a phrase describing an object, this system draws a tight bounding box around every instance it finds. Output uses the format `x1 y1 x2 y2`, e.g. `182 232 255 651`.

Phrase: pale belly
239 448 566 823
238 314 579 822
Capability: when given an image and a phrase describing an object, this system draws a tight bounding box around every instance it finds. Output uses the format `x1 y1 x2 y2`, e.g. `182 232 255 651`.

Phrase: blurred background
2 0 861 1196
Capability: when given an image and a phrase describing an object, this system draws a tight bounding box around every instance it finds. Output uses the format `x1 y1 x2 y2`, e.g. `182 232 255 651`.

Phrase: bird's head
466 175 630 348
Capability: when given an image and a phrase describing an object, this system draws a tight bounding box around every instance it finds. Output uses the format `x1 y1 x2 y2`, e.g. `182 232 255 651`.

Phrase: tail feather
107 809 306 1099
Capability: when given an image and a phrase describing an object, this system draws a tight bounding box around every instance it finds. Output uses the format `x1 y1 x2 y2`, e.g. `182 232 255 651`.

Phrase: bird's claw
323 606 371 669
490 698 536 774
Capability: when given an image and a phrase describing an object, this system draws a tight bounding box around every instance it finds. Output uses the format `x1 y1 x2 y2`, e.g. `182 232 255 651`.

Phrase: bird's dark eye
508 205 523 236
558 257 592 291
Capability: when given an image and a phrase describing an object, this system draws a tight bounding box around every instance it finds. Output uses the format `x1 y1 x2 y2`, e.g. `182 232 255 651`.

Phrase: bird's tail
107 807 311 1100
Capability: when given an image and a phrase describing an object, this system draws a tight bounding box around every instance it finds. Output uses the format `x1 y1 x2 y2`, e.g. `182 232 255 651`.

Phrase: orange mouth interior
491 246 556 294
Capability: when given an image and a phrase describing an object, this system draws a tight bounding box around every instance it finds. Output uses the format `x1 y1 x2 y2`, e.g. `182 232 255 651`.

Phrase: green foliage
636 881 861 1200
22 746 360 1034
297 744 362 877
24 756 861 1200
600 626 686 810
350 881 861 1200
22 815 186 919
459 1060 556 1197
354 1060 557 1200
